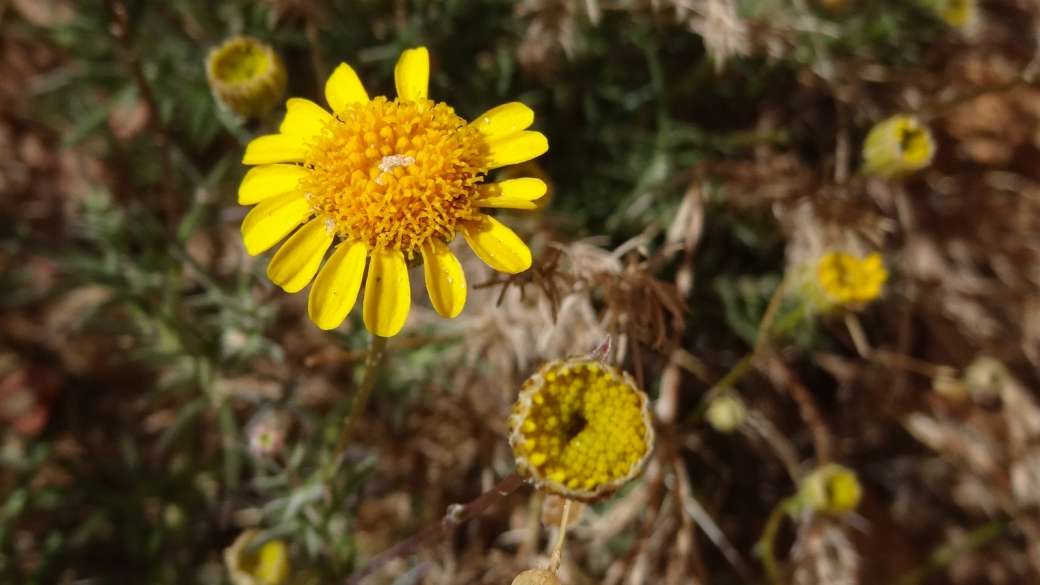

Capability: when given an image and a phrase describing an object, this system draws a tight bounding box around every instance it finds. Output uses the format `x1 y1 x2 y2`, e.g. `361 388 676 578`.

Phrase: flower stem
326 334 388 477
548 499 572 573
758 497 795 585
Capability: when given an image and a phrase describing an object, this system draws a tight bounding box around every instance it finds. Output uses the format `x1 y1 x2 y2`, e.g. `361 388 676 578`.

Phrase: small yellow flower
799 463 863 516
224 530 290 585
934 0 976 28
239 47 548 337
508 357 654 502
207 37 287 118
861 115 935 179
816 252 888 308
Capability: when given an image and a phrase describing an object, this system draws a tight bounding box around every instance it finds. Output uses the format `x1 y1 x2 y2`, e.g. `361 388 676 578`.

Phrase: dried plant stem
758 497 795 585
344 472 525 585
844 313 940 377
326 334 388 476
763 352 834 464
305 18 327 89
102 0 177 228
548 499 572 573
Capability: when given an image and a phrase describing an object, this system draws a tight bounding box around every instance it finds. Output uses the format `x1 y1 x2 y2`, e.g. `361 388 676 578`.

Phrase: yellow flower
934 0 976 28
239 47 548 337
799 463 863 516
816 252 888 308
508 357 654 502
224 530 290 585
861 115 935 179
207 37 287 118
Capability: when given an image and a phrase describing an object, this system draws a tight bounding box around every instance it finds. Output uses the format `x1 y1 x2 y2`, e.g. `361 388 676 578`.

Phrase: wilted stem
344 472 525 585
326 334 388 477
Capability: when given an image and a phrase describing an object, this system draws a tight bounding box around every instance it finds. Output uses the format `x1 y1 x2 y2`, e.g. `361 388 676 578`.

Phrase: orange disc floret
508 358 655 502
300 96 487 256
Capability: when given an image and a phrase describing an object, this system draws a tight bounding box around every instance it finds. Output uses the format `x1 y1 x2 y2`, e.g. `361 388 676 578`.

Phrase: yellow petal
394 47 429 102
462 215 532 274
421 239 467 319
483 131 548 169
325 62 369 113
308 241 367 330
363 248 411 337
240 191 312 256
280 98 332 138
267 218 334 293
238 164 308 205
242 134 308 165
475 178 547 210
470 103 534 141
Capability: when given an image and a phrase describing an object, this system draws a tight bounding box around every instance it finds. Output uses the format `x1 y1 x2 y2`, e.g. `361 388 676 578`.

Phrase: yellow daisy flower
239 47 548 337
224 530 290 585
508 357 655 503
799 463 863 516
815 251 888 309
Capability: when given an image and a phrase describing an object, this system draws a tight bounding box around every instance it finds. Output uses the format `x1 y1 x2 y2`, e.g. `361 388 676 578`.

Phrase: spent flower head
224 530 290 585
799 463 863 516
206 37 287 119
508 354 654 502
239 47 548 337
861 115 936 179
815 251 888 310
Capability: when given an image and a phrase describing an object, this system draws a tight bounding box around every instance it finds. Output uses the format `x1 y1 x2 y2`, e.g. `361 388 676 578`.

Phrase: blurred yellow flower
239 47 548 337
508 357 654 502
934 0 976 28
224 530 290 585
816 252 888 308
861 115 935 179
704 391 746 433
800 463 863 516
207 37 287 118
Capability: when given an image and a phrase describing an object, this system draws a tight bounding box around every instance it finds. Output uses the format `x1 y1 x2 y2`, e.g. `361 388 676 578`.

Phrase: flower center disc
512 360 650 497
301 96 487 255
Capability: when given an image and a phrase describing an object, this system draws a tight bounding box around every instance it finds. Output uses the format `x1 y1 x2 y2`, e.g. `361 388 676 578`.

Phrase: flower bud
206 37 287 118
861 115 935 179
704 391 747 433
224 530 290 585
800 463 863 516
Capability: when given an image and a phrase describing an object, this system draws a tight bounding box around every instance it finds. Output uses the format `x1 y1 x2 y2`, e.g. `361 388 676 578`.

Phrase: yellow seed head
861 115 935 179
206 37 287 118
301 97 487 255
800 463 863 516
508 358 655 503
224 530 290 585
815 251 888 309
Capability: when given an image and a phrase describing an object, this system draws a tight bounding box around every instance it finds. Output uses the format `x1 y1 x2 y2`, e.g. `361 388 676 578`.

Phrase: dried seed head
512 569 563 585
800 464 863 516
206 37 287 118
704 391 747 433
509 357 654 503
860 115 936 179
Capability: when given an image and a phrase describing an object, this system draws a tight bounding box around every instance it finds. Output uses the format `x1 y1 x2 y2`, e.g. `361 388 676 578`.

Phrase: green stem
758 497 796 585
324 334 388 479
